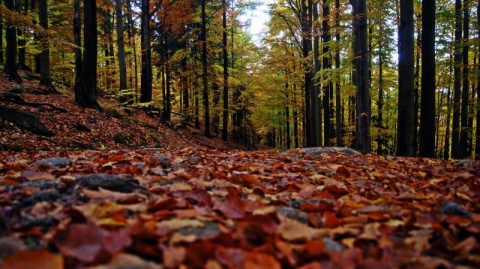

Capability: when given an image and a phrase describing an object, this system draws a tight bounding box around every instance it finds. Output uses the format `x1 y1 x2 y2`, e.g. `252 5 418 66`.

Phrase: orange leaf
0 249 63 269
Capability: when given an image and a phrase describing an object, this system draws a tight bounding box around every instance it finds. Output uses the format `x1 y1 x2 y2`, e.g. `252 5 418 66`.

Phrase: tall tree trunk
476 0 480 159
313 2 322 146
452 0 462 158
201 0 211 137
74 0 83 104
38 0 55 92
377 44 384 155
140 0 152 103
335 0 343 147
80 0 100 110
302 0 314 147
322 1 331 147
116 0 128 104
126 0 138 99
16 0 28 71
222 0 229 141
350 0 371 153
445 54 453 159
396 0 415 156
460 0 470 157
419 0 436 157
0 0 3 64
4 0 21 82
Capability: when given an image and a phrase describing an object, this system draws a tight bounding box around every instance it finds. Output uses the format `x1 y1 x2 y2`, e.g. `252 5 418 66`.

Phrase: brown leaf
54 222 110 263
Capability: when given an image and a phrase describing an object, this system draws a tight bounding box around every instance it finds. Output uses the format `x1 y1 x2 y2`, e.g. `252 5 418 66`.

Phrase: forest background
0 0 479 159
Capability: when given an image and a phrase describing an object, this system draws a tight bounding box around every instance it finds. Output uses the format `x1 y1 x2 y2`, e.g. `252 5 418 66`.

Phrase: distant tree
419 0 436 157
0 0 3 64
38 0 55 92
222 0 229 141
201 0 211 137
476 0 480 159
140 0 152 103
397 0 415 157
115 0 129 104
4 0 21 82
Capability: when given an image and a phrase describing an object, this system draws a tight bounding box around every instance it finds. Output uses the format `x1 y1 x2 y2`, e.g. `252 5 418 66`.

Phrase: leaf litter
1 148 479 268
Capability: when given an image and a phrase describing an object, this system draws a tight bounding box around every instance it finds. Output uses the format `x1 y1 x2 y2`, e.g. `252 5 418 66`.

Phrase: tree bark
140 0 152 103
38 0 55 92
322 1 331 147
201 0 211 137
222 0 229 141
302 0 314 147
0 0 3 64
313 2 322 146
335 0 343 147
350 0 371 153
476 0 480 159
460 0 470 157
115 0 128 103
419 0 436 157
396 0 415 156
4 0 21 82
75 0 100 110
452 0 462 158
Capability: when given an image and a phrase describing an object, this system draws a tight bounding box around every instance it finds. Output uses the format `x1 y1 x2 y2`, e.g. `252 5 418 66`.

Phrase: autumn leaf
0 249 63 269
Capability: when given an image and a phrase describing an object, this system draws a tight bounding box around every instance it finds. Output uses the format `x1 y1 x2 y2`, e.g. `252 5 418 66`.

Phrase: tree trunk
115 0 129 104
350 0 371 153
396 0 415 156
476 0 480 159
322 1 331 147
335 0 343 147
4 0 21 82
419 0 436 157
73 0 83 104
460 0 470 157
313 2 322 146
16 0 28 71
80 0 100 110
452 0 462 158
140 0 152 103
201 0 211 137
302 0 314 147
222 0 229 141
38 0 55 92
0 0 3 64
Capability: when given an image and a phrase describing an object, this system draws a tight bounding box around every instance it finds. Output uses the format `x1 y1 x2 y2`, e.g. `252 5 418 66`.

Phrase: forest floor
0 73 480 268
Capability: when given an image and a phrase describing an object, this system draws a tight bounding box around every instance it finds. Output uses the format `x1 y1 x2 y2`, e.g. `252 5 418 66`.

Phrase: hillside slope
0 72 244 155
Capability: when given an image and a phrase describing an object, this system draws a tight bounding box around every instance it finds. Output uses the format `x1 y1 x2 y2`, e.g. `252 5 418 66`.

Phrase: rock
276 206 309 224
439 201 472 219
74 174 144 193
31 157 72 168
323 237 344 252
301 147 360 156
21 190 61 207
0 105 54 137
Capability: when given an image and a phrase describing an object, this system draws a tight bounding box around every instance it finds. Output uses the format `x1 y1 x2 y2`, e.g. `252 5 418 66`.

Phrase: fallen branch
2 92 68 112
